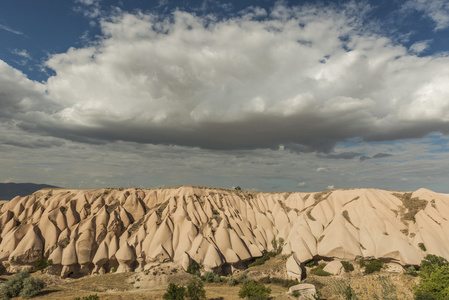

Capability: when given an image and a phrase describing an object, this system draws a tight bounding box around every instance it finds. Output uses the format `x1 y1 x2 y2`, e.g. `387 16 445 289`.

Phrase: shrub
310 263 332 276
0 271 45 299
364 260 384 274
163 283 186 300
238 281 271 299
237 272 248 283
358 260 365 267
186 277 206 300
227 276 237 286
341 261 354 272
414 254 449 299
74 295 100 300
187 264 200 276
248 255 270 267
34 257 53 272
405 266 418 277
258 276 298 288
111 266 117 273
271 238 285 255
20 276 45 299
266 251 277 258
418 243 427 251
306 260 315 267
202 271 216 283
292 290 300 298
310 268 332 276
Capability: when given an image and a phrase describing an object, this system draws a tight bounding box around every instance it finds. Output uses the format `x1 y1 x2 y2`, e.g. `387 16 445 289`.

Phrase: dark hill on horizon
0 182 58 200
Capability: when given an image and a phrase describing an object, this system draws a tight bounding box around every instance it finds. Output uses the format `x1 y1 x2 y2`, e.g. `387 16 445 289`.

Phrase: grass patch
310 263 332 276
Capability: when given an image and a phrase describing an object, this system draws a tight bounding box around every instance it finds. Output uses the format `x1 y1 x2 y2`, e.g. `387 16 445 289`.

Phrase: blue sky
1 0 449 193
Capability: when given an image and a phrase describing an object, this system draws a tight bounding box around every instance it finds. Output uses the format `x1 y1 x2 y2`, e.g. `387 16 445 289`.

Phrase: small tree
341 261 354 272
414 254 449 299
364 260 383 274
238 281 271 300
186 277 206 300
34 258 53 272
163 283 186 300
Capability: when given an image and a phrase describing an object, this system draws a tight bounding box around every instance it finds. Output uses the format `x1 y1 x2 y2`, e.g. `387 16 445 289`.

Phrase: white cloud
298 182 306 187
409 40 431 54
316 168 328 172
1 4 449 154
404 0 449 30
0 24 23 35
327 185 335 189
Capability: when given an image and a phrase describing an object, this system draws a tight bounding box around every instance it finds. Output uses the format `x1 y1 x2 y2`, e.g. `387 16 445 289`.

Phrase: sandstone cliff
0 186 447 277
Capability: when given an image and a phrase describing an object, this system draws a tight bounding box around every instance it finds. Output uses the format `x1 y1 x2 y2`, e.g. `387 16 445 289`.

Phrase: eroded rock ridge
0 186 447 277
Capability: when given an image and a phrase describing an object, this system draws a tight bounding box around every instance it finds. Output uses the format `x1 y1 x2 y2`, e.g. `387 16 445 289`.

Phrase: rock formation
0 186 447 277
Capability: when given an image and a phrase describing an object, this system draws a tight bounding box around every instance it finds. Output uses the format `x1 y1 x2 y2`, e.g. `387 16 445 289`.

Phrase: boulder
323 260 343 275
286 254 303 280
289 283 317 300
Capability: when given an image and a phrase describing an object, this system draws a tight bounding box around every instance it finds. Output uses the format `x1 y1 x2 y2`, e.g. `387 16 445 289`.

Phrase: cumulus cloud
298 182 306 187
327 185 335 189
2 4 449 153
409 40 431 54
404 0 449 30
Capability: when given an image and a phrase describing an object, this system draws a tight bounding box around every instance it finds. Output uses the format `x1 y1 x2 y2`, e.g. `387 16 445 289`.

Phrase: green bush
187 264 200 276
271 238 285 255
74 295 100 300
20 277 45 299
358 260 365 267
248 255 270 267
341 261 354 272
186 277 206 300
237 272 248 283
34 257 53 272
227 276 237 286
258 276 298 288
364 260 384 274
0 271 45 300
163 283 186 300
202 271 216 283
414 254 449 300
238 281 271 299
111 266 117 273
310 268 332 276
418 243 427 252
405 266 418 277
310 263 332 276
305 260 315 267
292 290 300 298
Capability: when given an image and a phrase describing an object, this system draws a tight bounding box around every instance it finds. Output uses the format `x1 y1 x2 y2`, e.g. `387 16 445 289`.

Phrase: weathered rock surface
289 283 317 299
0 186 448 277
286 254 303 280
323 260 343 275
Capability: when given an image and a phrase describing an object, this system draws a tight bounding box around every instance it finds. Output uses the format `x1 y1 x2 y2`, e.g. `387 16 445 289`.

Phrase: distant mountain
0 183 59 200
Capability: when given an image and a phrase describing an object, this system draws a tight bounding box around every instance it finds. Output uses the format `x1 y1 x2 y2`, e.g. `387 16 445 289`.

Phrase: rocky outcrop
286 254 303 280
0 186 448 277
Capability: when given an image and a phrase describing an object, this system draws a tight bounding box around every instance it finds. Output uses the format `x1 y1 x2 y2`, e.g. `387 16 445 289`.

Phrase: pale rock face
1 186 449 277
286 254 303 280
323 260 343 275
115 242 136 273
289 283 317 300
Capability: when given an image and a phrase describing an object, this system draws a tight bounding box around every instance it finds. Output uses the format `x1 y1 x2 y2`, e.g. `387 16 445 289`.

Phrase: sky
1 0 449 193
